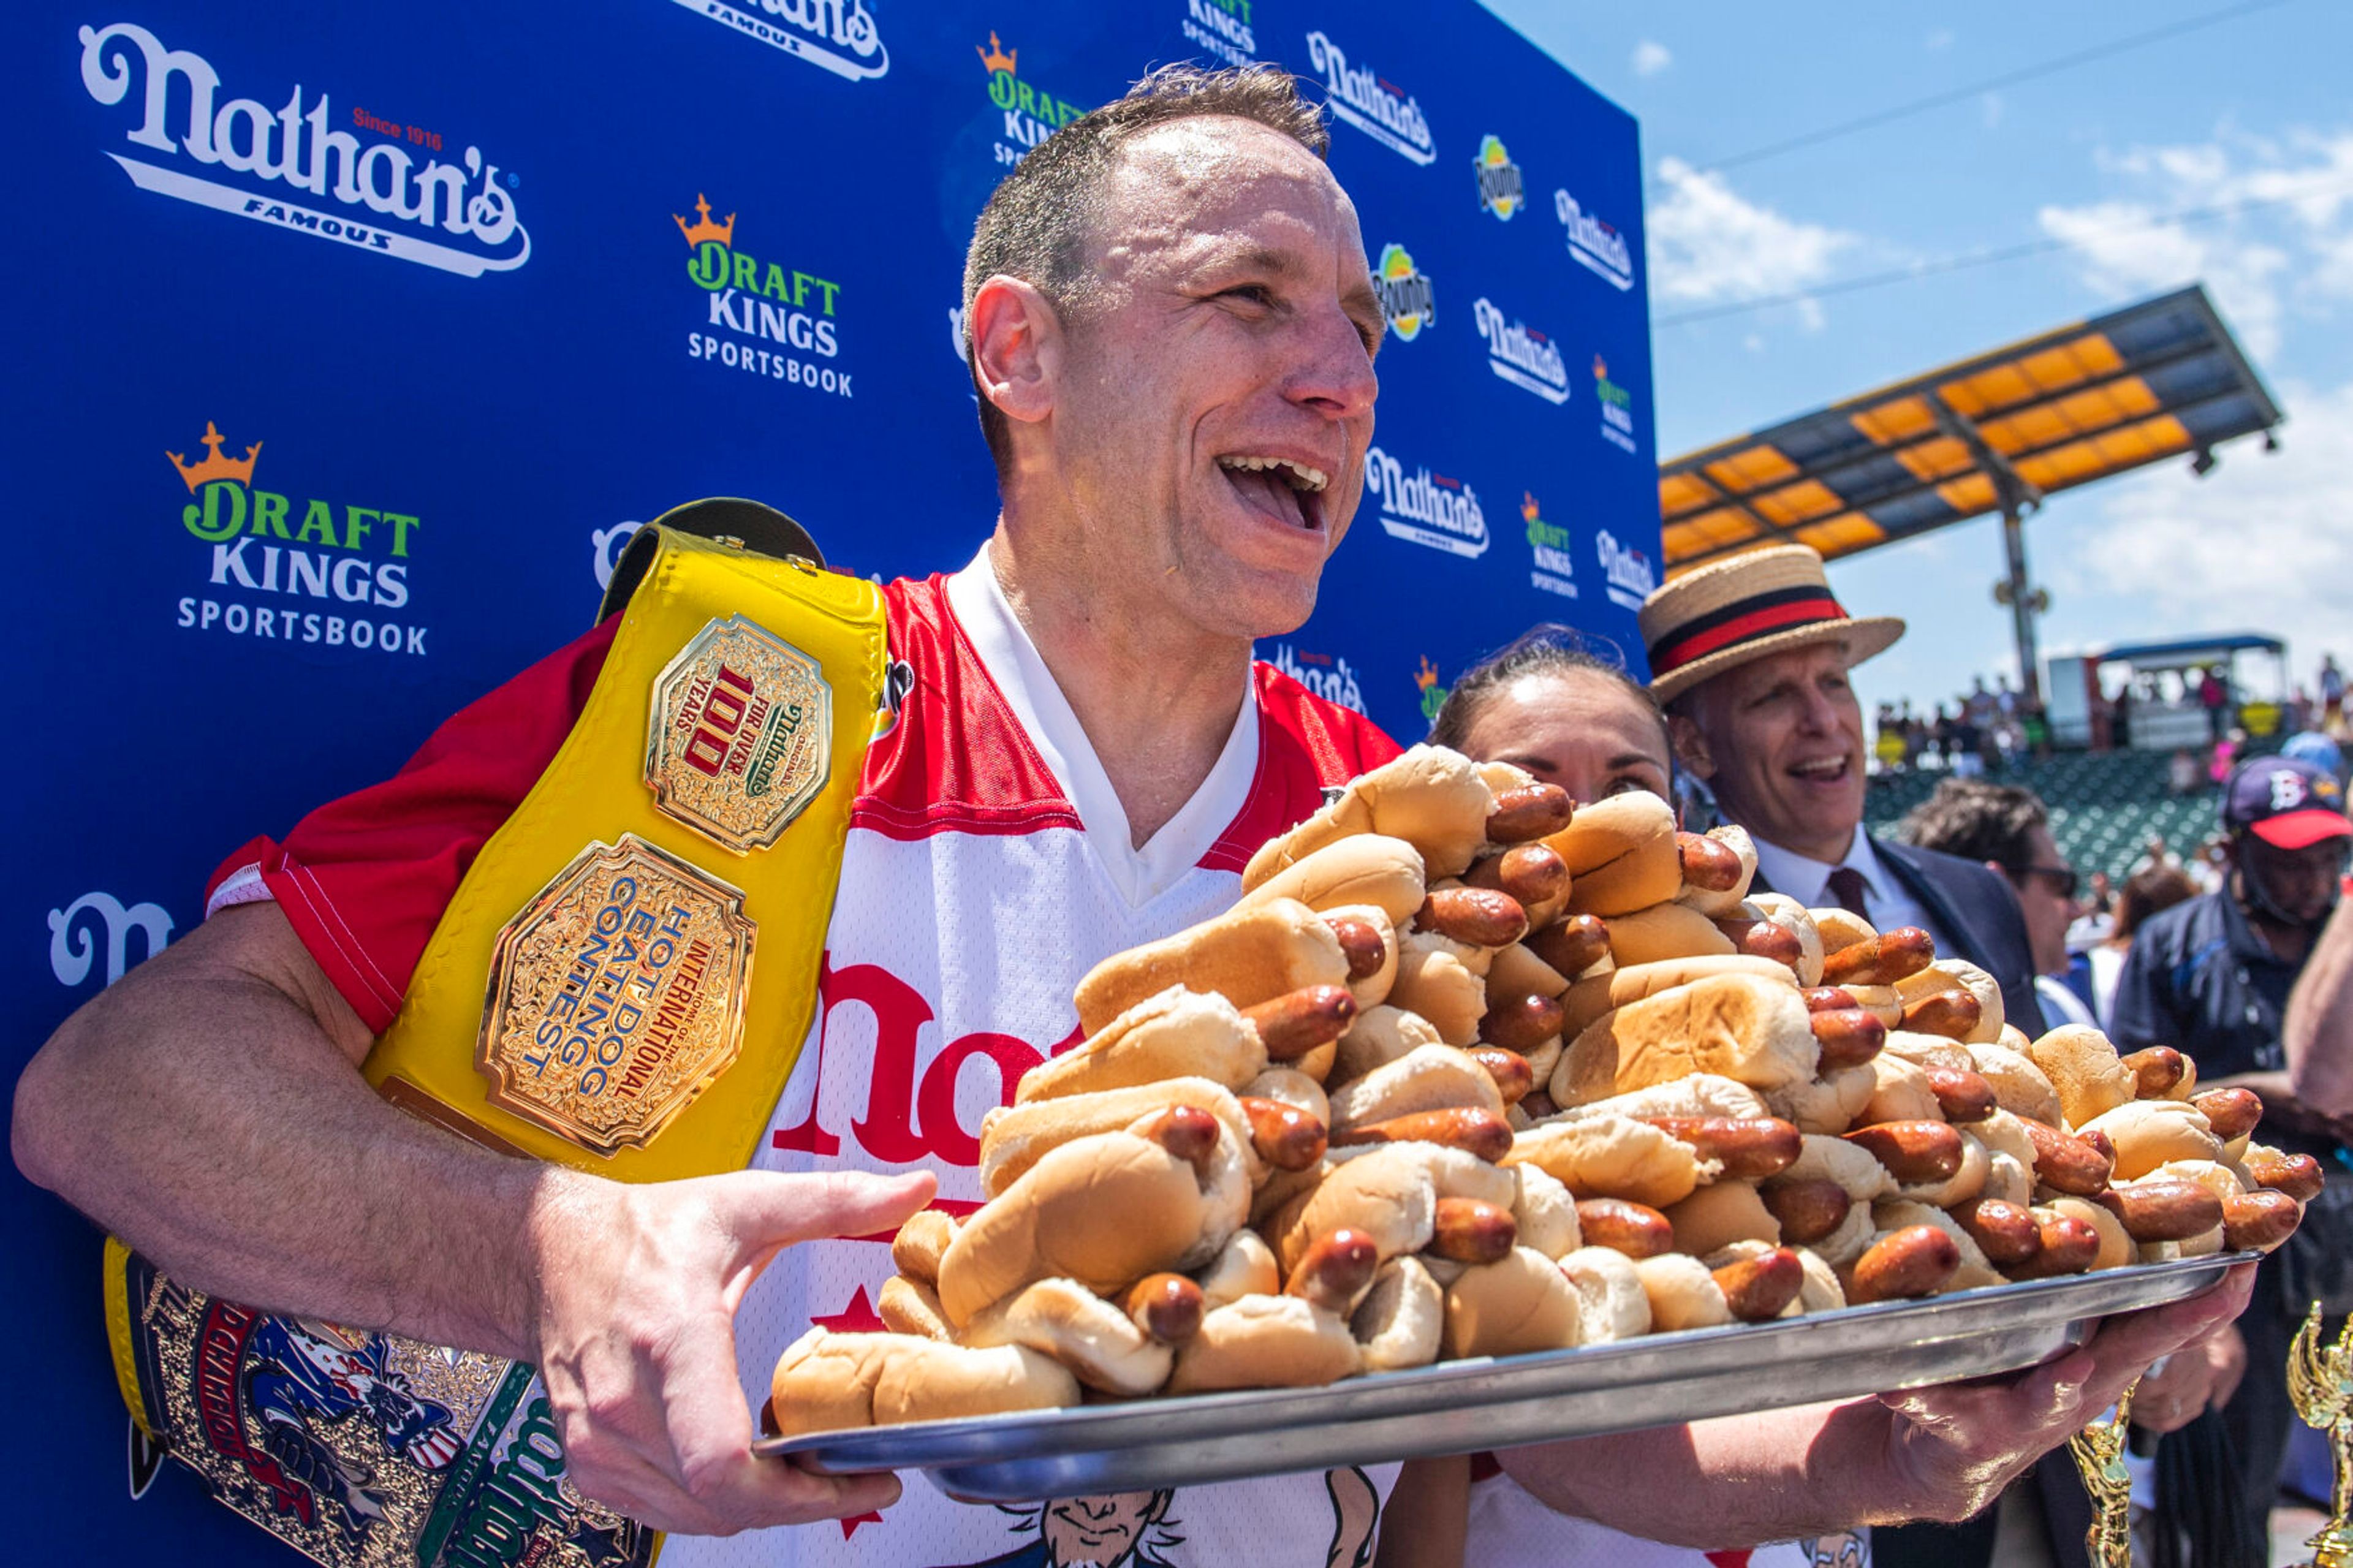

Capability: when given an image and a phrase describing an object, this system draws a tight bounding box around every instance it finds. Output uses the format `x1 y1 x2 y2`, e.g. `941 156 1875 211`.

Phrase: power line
1690 0 2292 175
1654 173 2353 327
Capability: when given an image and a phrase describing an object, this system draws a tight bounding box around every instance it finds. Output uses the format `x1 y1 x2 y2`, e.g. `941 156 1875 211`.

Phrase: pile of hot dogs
769 747 2315 1438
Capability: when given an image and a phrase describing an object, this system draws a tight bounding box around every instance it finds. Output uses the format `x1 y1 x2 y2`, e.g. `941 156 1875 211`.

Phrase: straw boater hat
1639 544 1904 705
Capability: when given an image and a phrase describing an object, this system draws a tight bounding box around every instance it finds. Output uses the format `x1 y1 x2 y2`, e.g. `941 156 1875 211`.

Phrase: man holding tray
14 65 2248 1566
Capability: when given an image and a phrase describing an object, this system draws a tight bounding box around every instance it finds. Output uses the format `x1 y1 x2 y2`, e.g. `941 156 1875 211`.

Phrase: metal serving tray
754 1255 2238 1501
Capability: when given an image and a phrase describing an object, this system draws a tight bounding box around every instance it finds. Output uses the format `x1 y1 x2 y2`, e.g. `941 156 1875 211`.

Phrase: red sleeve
209 620 618 1033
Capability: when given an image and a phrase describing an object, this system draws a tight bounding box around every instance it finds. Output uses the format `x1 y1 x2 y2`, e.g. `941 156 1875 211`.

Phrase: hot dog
1238 1096 1328 1170
2222 1189 2303 1253
1678 831 1746 892
1924 1067 1998 1125
1713 1248 1805 1321
1844 1120 1966 1184
2007 1213 2102 1279
1134 1105 1221 1173
1527 914 1612 979
1760 1178 1851 1245
1242 986 1358 1062
1819 927 1936 988
1430 1197 1519 1264
1418 887 1531 949
1809 1008 1887 1072
1901 990 1982 1042
1948 1197 2041 1267
1639 1116 1803 1181
1487 782 1574 844
1468 1047 1535 1106
1332 1107 1515 1163
1466 843 1572 908
2191 1087 2264 1143
1285 1229 1381 1314
1845 1225 1961 1304
2018 1117 2115 1197
1573 1199 1675 1259
2248 1150 2326 1202
1483 991 1567 1052
1325 917 1389 983
1803 986 1860 1013
2120 1046 2187 1099
1715 917 1805 970
1124 1273 1207 1343
2094 1178 2226 1243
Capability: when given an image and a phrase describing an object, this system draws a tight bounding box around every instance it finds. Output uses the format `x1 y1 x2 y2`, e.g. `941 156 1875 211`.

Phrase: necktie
1827 865 1872 919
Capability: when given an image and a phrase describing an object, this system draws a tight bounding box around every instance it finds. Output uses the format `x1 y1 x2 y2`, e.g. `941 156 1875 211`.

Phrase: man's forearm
1497 1401 1896 1548
13 905 547 1360
2288 897 2353 1116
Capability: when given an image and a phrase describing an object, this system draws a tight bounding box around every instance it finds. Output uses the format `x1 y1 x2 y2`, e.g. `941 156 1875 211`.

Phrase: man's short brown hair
1898 778 2050 874
960 64 1330 475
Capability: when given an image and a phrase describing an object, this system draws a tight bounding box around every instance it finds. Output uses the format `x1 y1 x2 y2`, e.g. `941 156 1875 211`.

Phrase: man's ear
969 275 1062 430
1668 710 1715 781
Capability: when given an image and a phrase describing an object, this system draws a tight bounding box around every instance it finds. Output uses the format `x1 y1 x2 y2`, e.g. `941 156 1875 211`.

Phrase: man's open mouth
1219 453 1329 532
1789 756 1852 784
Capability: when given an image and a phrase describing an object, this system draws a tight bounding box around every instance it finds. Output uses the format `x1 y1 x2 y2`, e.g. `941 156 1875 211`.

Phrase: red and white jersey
212 548 1402 1567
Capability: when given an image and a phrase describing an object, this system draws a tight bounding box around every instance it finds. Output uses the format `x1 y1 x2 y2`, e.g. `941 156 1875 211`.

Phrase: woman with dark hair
2091 863 2199 1029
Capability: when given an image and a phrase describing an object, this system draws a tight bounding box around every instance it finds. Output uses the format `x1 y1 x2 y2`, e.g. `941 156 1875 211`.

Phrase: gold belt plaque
477 835 755 1155
646 615 832 854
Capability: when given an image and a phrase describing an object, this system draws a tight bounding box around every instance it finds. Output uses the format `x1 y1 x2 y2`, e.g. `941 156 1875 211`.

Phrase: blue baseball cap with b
2224 756 2352 849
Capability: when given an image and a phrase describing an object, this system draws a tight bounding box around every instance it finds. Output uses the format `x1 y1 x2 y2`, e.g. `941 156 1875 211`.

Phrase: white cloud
2069 376 2352 681
2037 129 2353 359
1648 156 1857 315
1632 39 1672 77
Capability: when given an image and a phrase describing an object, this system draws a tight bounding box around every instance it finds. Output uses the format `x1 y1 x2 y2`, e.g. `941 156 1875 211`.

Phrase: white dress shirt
1749 827 1958 958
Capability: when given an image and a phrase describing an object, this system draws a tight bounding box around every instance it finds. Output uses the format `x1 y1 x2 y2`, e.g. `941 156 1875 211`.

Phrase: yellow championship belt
104 509 885 1568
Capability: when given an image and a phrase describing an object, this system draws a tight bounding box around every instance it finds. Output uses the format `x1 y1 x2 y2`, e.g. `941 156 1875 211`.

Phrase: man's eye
1222 284 1274 306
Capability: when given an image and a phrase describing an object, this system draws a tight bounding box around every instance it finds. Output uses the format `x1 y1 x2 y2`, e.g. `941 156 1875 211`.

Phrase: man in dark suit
1640 546 2066 1568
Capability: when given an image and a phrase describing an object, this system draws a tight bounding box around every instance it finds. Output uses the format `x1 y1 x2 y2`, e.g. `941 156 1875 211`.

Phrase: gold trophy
2067 1380 2138 1568
2290 1302 2353 1567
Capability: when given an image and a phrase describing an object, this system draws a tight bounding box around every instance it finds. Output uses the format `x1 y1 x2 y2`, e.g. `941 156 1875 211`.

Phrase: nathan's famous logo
1522 492 1577 601
678 194 851 398
1267 643 1366 714
1472 297 1571 404
1303 30 1434 165
170 421 429 657
1474 135 1524 220
1593 354 1638 453
1373 243 1434 342
1183 0 1257 66
1555 186 1634 291
979 32 1088 165
50 891 173 990
78 23 526 278
670 0 887 82
1598 528 1658 612
1414 656 1449 724
1363 445 1486 559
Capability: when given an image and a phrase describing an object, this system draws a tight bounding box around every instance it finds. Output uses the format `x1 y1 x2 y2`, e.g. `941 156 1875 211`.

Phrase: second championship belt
104 506 887 1568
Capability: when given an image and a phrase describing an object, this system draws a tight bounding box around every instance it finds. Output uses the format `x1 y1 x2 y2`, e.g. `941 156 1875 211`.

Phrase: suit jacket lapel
1873 839 1972 955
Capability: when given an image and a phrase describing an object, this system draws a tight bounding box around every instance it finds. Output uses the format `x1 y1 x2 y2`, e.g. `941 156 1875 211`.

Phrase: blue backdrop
4 1 1658 1556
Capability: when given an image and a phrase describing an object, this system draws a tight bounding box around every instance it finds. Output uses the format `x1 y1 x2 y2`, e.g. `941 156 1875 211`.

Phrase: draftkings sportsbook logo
1183 0 1257 66
1472 297 1571 405
669 0 888 81
1555 186 1634 291
1373 244 1434 343
1363 445 1487 559
1267 644 1366 714
1474 135 1524 220
1303 30 1434 165
1414 657 1449 724
78 23 528 278
979 32 1086 167
1598 528 1659 612
677 194 851 398
1522 492 1576 600
169 420 430 658
1593 354 1637 453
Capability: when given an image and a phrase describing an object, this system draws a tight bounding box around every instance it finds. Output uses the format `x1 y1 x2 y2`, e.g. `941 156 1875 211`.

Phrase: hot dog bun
1165 1293 1361 1392
1506 1114 1717 1209
1546 790 1682 917
2025 1026 2137 1131
961 1276 1175 1396
1964 1042 2064 1127
1442 1246 1584 1357
1018 986 1262 1104
1677 824 1759 918
1351 1256 1445 1371
1559 956 1795 1039
1743 895 1825 987
1554 974 1818 1107
1558 1246 1654 1341
2077 1099 2225 1181
769 1329 1080 1438
1328 1043 1508 1132
1664 1181 1781 1256
1604 904 1738 968
1237 833 1427 926
1074 898 1348 1037
1388 931 1489 1047
1244 745 1495 885
981 1077 1253 1196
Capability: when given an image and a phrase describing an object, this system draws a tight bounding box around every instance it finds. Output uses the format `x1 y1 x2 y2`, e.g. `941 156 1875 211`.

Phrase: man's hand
2128 1322 2247 1436
528 1165 936 1536
1875 1263 2255 1520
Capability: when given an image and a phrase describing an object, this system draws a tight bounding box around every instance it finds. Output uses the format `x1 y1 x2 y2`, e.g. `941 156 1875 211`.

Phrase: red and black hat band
1648 585 1851 674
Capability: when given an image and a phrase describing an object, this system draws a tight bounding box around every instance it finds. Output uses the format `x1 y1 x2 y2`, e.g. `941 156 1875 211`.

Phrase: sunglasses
2014 862 2079 900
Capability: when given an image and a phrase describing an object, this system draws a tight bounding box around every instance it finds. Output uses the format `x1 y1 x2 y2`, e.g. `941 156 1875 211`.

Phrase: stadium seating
1864 749 2221 884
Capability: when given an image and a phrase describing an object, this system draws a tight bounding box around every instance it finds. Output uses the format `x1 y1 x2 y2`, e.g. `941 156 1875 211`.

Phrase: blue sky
1482 0 2353 722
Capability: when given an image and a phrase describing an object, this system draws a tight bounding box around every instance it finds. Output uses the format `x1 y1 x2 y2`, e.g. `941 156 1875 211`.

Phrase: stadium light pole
1930 393 2047 702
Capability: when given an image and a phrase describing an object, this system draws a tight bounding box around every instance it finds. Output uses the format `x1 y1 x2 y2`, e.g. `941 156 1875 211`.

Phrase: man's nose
1289 307 1378 423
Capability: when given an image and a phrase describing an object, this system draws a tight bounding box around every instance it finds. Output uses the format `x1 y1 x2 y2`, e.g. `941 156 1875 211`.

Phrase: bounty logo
78 23 528 278
1414 657 1449 724
1593 354 1637 453
1267 644 1366 714
979 32 1086 165
1183 0 1257 66
1363 445 1487 559
1597 528 1659 612
1522 492 1577 600
678 194 851 398
1373 243 1434 343
1555 187 1634 291
667 0 887 81
1303 31 1434 165
169 421 430 658
1473 135 1524 221
1472 298 1571 404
